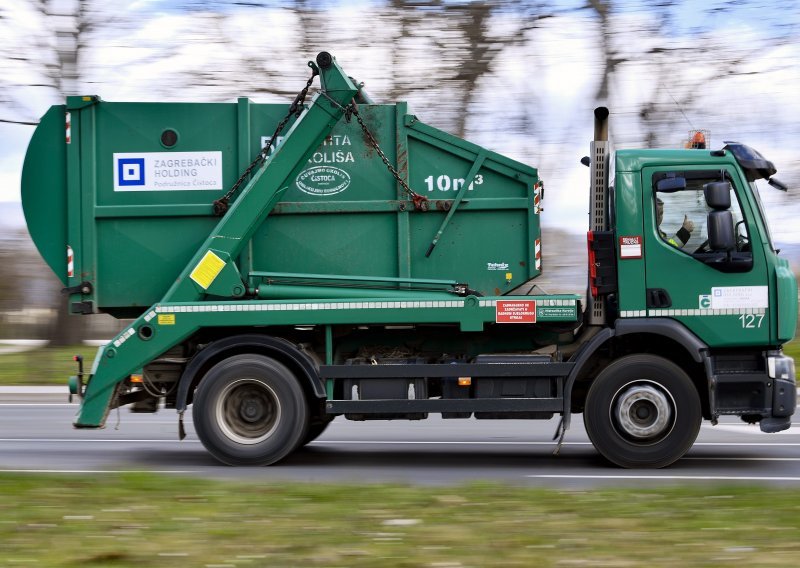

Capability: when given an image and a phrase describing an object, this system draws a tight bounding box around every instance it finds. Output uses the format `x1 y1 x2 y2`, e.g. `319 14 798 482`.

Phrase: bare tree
0 1 91 344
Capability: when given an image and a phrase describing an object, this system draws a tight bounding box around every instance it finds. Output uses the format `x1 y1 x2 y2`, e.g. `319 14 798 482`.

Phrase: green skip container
22 95 541 318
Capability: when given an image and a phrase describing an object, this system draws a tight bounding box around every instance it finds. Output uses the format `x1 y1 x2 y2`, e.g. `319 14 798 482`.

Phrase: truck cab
600 141 797 432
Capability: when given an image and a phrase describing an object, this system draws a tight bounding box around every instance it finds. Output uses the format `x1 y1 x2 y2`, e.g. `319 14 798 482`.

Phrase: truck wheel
583 354 701 469
193 354 308 466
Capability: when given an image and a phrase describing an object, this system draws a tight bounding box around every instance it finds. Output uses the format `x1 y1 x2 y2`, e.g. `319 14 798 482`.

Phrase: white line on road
528 475 800 482
0 438 800 450
707 425 800 435
681 442 800 446
0 404 76 407
1 438 800 448
683 457 800 461
0 469 196 474
0 438 200 443
314 440 800 447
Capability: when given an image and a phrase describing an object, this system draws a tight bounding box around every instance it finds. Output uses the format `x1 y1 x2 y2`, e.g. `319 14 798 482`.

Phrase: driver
656 198 694 249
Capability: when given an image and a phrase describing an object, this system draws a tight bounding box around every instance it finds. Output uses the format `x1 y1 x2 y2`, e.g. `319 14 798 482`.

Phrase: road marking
0 438 571 446
312 440 590 445
692 442 800 446
0 404 76 407
706 425 800 435
683 457 800 461
0 438 799 447
313 440 800 446
0 469 196 474
0 438 201 443
528 475 800 482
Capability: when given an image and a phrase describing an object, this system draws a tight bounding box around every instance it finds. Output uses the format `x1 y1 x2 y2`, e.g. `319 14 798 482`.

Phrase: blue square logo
118 158 145 186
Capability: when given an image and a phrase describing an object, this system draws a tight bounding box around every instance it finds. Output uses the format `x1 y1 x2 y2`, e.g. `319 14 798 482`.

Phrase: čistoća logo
295 166 351 196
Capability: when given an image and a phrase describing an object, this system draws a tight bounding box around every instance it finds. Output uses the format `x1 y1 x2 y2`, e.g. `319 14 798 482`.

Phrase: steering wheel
735 220 750 252
693 239 709 254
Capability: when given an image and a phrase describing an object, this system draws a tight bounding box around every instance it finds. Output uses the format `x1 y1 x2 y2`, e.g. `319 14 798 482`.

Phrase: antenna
662 82 695 130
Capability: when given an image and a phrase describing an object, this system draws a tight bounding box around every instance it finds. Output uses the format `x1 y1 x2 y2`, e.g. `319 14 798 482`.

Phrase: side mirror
656 177 686 192
768 177 788 191
708 210 735 251
704 182 731 210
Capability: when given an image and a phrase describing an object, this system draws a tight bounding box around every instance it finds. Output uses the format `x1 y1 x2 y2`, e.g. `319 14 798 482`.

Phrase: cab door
641 166 769 347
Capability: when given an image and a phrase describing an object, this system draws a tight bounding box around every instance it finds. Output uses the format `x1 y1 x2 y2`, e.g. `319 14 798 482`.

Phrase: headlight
768 353 796 382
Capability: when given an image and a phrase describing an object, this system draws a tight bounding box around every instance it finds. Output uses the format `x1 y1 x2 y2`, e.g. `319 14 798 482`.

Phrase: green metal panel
613 171 647 315
23 95 541 315
74 292 580 427
395 102 412 281
776 257 798 343
95 218 215 308
641 163 770 347
22 105 68 285
255 213 399 278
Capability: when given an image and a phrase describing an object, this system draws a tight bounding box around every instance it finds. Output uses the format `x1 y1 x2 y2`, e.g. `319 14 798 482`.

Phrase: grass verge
1 474 800 567
0 344 91 386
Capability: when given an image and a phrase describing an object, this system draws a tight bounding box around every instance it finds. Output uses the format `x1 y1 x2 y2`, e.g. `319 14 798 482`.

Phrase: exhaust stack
588 107 610 325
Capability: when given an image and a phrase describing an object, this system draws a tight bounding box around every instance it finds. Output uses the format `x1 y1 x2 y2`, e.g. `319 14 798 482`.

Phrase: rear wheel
193 354 309 465
583 354 701 468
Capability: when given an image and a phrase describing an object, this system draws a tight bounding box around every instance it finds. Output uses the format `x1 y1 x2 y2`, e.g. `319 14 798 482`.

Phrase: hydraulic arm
73 53 359 427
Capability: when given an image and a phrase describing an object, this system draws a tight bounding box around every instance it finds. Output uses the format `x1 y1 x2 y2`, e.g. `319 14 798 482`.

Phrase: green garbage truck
21 52 797 468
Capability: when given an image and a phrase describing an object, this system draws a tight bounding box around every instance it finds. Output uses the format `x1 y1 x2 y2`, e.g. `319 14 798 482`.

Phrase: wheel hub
241 399 265 422
216 379 281 445
613 383 673 441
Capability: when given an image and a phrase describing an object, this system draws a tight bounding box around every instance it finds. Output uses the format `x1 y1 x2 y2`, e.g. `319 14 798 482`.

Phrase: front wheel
193 354 309 466
583 354 701 468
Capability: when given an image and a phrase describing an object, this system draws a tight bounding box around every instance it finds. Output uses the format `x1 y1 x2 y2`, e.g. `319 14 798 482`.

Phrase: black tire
193 354 309 466
583 354 701 469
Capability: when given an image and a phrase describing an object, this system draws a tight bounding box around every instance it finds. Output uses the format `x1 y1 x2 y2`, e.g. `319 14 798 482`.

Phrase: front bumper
710 350 796 433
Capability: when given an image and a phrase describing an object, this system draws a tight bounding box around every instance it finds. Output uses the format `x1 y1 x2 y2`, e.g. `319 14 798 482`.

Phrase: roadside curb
0 386 65 394
0 386 73 404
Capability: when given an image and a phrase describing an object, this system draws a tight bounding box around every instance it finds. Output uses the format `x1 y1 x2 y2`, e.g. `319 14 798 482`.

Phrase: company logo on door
113 152 223 192
295 166 351 196
118 158 145 186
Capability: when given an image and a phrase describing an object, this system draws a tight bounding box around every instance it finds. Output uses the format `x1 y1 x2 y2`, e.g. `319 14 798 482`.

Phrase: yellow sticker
189 250 226 289
157 314 176 326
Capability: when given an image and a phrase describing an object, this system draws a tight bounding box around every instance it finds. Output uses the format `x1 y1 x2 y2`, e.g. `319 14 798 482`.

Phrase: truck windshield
749 180 777 252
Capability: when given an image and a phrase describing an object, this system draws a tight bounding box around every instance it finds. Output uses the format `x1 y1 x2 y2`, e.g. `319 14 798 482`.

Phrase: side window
653 171 752 271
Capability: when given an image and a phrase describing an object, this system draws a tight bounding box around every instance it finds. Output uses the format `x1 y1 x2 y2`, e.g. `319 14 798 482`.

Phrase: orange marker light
686 130 708 149
129 374 144 384
458 377 472 387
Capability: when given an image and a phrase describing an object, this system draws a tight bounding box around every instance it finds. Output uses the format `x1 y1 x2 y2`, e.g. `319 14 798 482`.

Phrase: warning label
619 235 642 259
496 300 537 323
190 250 226 290
157 314 176 326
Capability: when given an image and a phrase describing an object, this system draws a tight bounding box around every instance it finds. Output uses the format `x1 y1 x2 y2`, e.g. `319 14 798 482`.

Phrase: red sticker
496 300 537 323
619 235 642 259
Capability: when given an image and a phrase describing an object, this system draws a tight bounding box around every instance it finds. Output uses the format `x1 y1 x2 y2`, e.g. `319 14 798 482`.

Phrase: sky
1 0 799 240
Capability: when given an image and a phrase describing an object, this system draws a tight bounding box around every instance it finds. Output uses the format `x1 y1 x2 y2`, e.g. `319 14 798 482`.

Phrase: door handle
646 288 672 308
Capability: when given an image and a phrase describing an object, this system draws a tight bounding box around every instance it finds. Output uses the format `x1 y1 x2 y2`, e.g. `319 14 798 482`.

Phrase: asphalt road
2 394 800 487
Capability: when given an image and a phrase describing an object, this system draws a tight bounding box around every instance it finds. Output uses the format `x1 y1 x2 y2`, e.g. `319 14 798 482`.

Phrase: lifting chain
320 91 429 211
212 66 320 216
